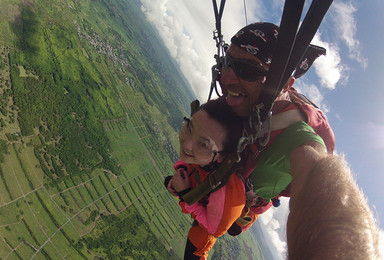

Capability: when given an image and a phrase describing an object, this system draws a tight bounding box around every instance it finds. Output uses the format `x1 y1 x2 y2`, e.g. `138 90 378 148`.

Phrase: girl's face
179 110 227 167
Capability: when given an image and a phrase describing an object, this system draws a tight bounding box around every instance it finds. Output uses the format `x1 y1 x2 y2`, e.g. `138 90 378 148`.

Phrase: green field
0 0 266 259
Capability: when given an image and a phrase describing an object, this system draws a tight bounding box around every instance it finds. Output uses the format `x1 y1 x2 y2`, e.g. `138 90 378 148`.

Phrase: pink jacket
174 160 245 237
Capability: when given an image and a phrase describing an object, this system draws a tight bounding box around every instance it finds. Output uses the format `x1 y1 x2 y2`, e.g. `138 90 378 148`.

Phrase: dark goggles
223 53 267 81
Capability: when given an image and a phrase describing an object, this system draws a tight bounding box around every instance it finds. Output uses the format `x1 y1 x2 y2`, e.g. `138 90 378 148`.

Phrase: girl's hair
198 97 244 153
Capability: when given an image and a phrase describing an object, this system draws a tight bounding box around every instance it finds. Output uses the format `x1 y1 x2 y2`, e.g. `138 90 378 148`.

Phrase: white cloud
331 1 368 69
270 0 285 14
139 0 254 101
140 0 211 100
259 197 290 260
363 122 384 150
294 80 330 114
259 198 384 260
310 34 346 90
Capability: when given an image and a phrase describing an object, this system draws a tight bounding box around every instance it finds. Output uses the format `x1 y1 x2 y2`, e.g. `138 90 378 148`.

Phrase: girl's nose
182 138 194 152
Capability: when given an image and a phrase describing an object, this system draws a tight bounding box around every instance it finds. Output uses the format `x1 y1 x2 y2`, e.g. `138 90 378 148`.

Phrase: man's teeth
228 90 241 96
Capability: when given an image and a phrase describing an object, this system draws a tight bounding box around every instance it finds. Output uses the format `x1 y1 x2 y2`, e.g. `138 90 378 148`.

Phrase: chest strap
182 153 241 205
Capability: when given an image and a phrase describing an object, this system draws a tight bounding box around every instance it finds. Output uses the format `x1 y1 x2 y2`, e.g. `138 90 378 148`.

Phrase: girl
166 97 258 259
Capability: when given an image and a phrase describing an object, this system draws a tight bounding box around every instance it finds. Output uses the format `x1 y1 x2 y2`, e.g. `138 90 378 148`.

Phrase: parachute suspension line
243 0 248 25
208 0 228 101
212 0 225 40
258 0 333 125
236 0 333 160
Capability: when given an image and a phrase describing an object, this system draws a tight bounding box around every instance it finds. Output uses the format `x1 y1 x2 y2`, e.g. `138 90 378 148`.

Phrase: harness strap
212 0 226 39
235 206 253 226
236 216 253 226
280 0 333 87
182 153 241 206
258 0 305 123
209 0 228 101
192 168 201 185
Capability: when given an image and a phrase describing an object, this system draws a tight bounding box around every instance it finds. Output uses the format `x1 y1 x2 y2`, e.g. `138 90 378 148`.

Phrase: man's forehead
227 44 269 70
231 22 279 65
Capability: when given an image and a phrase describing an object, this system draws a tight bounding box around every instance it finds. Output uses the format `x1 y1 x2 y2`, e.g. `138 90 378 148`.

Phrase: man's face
219 44 268 117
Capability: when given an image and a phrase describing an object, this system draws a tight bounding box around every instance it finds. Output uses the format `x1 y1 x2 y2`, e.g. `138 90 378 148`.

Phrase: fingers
173 169 191 192
167 178 178 196
175 167 187 179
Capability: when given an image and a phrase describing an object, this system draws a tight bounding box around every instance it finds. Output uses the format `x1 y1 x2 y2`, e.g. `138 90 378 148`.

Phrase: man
219 22 380 259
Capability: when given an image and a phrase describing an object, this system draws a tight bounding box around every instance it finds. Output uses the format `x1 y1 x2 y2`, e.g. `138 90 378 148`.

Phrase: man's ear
282 76 295 93
261 76 267 84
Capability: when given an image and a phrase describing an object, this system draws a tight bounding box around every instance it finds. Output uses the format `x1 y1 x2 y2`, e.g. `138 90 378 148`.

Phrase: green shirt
250 120 326 200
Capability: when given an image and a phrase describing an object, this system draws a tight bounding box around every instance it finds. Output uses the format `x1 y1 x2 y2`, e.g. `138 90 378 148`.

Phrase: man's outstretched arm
288 142 380 259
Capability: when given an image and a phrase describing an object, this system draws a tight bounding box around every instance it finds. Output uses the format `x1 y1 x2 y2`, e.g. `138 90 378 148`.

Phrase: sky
138 0 384 258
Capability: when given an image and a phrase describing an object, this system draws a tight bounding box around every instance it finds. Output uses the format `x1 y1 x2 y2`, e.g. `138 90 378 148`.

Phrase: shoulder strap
258 0 333 123
182 153 241 205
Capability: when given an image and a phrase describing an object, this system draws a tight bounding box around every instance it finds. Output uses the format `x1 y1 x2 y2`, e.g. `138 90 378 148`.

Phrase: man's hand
172 168 191 192
287 141 380 259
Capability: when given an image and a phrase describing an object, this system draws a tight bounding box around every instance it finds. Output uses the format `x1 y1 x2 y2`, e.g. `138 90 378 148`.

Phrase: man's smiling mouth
227 90 242 97
226 90 247 107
